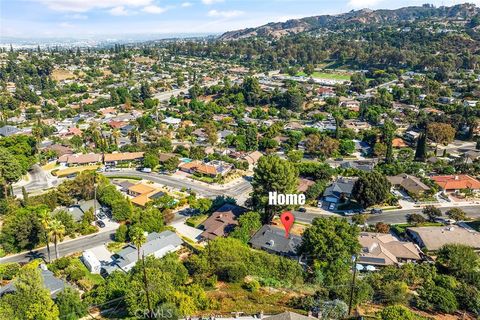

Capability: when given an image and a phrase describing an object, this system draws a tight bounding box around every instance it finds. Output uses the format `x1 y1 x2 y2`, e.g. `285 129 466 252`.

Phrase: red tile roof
431 175 480 190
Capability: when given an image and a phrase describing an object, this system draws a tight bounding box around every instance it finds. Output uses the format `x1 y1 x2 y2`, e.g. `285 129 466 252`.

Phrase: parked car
371 208 383 214
142 167 152 173
298 207 307 213
96 220 106 228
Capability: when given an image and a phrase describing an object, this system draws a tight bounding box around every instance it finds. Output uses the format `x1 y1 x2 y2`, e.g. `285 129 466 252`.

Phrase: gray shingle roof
249 225 301 257
264 312 311 320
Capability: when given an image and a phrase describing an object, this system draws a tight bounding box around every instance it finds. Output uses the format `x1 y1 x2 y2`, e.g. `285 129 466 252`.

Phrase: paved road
13 164 55 196
104 170 253 199
0 229 115 264
293 205 480 225
366 206 480 225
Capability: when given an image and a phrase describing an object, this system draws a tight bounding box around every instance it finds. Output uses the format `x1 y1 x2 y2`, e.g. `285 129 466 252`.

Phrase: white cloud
142 5 166 14
202 0 224 5
59 22 74 28
208 9 243 18
109 6 129 16
347 0 384 8
35 0 153 12
66 13 88 19
181 2 193 7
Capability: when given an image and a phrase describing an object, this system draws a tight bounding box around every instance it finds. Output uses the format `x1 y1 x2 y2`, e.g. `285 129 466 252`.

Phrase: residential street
293 205 480 225
0 228 115 264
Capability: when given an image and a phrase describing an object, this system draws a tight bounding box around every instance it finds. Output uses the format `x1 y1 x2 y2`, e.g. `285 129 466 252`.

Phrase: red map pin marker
280 211 295 238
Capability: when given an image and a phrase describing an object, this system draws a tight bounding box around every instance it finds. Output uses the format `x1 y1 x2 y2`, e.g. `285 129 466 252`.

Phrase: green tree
230 211 262 244
445 208 466 221
0 148 23 197
415 285 458 314
39 210 52 263
350 73 367 94
55 287 87 320
436 244 479 278
49 219 65 260
143 152 159 169
422 205 442 222
0 264 59 320
252 155 298 223
352 172 391 208
379 305 426 320
427 123 455 154
382 120 397 164
163 156 180 172
298 217 360 286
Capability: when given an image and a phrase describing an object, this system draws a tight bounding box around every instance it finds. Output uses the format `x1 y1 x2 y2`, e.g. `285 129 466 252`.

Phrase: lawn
296 71 351 81
186 214 208 228
53 165 99 177
391 222 443 236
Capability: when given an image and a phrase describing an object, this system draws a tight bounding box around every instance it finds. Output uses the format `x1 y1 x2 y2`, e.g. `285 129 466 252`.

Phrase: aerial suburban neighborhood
2 1 480 320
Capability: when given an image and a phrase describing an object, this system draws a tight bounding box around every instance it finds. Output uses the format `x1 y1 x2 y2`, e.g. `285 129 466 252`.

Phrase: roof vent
267 239 274 246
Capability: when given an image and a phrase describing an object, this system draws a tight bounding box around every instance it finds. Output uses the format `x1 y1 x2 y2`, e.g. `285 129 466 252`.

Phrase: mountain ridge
219 3 480 40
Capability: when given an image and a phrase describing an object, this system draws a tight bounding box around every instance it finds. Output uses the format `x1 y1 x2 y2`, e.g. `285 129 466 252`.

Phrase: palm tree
129 227 152 316
49 219 65 260
130 226 146 261
111 128 120 146
39 210 52 263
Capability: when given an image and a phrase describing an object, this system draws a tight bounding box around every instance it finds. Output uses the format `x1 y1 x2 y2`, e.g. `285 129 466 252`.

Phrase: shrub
243 279 260 292
219 263 247 282
0 263 20 280
115 224 128 242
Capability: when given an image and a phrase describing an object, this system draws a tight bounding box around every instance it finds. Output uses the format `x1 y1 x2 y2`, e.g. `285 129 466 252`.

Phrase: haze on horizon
0 0 478 39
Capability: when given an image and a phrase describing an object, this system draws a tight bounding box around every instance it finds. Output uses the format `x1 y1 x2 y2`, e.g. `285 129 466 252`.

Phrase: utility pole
348 255 358 316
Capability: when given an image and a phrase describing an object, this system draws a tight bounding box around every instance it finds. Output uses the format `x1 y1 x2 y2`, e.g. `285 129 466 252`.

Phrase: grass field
296 71 351 81
53 165 99 177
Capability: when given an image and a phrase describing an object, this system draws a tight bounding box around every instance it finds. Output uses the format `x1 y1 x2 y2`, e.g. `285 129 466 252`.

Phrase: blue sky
0 0 476 38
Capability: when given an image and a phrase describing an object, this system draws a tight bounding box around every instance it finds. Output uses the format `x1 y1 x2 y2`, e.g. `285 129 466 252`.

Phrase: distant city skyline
1 0 478 39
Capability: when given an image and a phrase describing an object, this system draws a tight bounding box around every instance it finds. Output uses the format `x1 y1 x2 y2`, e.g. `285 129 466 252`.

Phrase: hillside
219 3 480 40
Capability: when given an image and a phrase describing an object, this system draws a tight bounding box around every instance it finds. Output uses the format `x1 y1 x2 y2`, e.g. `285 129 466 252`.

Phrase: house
128 183 156 197
244 151 263 168
178 160 233 177
388 174 430 196
249 225 301 258
58 153 102 166
404 130 420 143
127 182 166 207
298 178 315 193
407 225 480 251
43 144 73 158
431 175 480 192
322 178 357 208
358 232 422 267
104 231 183 274
104 152 144 167
199 203 247 241
0 264 66 298
162 117 182 128
392 138 408 148
158 153 177 163
339 160 376 172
